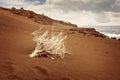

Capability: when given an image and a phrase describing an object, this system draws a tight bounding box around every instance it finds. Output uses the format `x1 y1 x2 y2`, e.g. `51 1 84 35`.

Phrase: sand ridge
0 8 120 80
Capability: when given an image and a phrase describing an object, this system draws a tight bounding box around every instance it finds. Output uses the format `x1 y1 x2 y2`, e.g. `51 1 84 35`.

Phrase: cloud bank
0 0 120 26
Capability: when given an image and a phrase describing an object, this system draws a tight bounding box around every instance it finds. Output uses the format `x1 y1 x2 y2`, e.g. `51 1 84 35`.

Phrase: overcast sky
0 0 120 26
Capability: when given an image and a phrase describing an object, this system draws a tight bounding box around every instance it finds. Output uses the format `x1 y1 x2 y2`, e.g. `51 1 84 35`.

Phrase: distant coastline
96 26 120 39
99 31 120 39
79 25 120 39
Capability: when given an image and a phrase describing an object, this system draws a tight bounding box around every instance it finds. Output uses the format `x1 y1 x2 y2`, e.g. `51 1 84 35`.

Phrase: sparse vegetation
20 7 24 10
30 27 67 59
11 7 16 10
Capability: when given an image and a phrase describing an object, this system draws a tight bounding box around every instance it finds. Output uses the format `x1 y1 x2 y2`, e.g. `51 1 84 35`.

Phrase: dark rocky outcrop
0 7 77 27
69 28 107 38
0 7 107 38
111 37 117 40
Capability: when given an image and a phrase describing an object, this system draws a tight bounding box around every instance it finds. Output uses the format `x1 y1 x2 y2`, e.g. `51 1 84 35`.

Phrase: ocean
95 26 120 39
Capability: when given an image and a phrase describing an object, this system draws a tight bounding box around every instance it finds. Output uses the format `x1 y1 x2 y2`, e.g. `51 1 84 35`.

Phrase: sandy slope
0 9 120 80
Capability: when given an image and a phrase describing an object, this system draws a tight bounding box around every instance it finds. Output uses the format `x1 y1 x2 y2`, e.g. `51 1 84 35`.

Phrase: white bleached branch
30 27 67 59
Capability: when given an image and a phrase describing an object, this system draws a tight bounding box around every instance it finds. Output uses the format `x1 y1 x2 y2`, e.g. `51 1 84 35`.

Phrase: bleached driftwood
29 27 67 59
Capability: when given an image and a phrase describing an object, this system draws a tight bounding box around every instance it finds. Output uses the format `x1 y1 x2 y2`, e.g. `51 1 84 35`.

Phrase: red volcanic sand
0 9 120 80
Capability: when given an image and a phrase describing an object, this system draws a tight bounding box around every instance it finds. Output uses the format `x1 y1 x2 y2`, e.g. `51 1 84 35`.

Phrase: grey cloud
25 0 46 5
46 0 120 23
95 12 111 23
48 0 120 13
112 13 120 17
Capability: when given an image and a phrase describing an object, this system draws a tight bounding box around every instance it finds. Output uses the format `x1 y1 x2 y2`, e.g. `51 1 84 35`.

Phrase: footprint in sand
1 61 15 73
4 60 15 65
34 66 49 76
2 65 14 73
61 77 71 80
44 77 71 80
7 74 23 80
